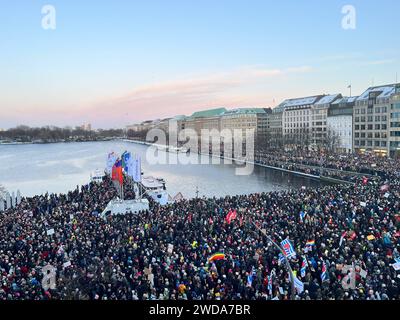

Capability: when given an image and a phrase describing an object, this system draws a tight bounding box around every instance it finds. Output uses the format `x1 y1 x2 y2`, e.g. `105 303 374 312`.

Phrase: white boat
140 176 171 205
90 169 105 184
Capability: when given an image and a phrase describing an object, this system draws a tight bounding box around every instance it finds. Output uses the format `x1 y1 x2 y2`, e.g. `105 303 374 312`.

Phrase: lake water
0 141 326 198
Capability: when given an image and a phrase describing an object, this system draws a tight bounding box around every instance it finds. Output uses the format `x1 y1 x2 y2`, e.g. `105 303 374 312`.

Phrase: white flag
293 274 304 294
106 152 117 174
133 155 142 182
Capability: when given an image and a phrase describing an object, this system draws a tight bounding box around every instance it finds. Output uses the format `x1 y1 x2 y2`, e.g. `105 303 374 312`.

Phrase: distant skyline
1 0 399 129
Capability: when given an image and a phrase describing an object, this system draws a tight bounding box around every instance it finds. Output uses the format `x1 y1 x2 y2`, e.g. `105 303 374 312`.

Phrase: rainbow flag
208 252 225 263
306 240 315 246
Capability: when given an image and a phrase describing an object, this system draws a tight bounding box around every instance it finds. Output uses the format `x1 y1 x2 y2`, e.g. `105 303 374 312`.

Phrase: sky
0 0 399 129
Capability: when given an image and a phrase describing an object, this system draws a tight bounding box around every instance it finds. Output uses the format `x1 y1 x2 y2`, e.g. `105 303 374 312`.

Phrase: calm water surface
0 141 327 198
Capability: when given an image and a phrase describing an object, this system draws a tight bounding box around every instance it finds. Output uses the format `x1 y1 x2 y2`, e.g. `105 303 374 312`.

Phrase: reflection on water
0 141 326 198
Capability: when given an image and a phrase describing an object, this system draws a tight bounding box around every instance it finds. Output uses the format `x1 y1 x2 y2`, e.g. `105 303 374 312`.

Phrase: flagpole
251 222 296 300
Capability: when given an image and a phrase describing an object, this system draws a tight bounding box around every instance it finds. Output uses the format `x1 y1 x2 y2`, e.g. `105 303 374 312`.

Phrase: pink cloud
86 65 313 125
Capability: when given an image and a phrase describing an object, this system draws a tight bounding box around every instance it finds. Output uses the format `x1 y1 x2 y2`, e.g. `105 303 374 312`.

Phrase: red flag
112 160 123 186
225 210 237 225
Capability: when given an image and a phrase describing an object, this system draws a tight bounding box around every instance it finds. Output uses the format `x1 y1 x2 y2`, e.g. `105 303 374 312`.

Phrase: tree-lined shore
0 126 124 144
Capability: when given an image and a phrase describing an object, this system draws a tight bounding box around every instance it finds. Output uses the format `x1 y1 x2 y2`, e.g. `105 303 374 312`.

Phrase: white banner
133 155 142 182
106 152 117 175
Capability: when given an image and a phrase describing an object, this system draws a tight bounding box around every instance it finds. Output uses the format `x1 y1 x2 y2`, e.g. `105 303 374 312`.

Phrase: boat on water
140 176 171 205
90 169 105 184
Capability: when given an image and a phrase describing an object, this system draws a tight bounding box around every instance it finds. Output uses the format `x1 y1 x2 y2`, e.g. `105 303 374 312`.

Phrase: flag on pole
305 240 315 247
121 151 131 172
268 273 273 294
293 273 304 294
133 155 142 182
300 256 308 278
281 239 296 259
321 260 329 282
106 152 117 174
112 159 123 186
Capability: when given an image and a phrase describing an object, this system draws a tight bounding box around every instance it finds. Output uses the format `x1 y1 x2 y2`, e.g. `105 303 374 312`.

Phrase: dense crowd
1 152 400 300
255 150 399 181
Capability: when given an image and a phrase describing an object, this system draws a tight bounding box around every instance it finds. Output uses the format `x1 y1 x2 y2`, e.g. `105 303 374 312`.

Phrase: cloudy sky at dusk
1 0 399 129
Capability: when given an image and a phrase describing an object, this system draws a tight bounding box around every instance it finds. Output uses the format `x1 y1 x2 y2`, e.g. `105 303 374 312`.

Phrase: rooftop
331 96 358 105
279 95 324 108
222 108 266 116
315 94 342 105
189 107 227 119
356 83 400 101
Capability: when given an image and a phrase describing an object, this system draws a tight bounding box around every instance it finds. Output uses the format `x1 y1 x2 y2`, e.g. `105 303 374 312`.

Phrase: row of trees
256 129 341 153
0 126 125 143
127 126 341 154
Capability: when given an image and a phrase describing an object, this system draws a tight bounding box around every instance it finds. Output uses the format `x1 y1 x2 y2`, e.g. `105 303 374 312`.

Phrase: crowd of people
255 150 399 181
1 151 400 300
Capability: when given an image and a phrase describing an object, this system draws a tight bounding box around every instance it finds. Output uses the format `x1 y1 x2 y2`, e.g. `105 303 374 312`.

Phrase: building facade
327 96 356 153
282 95 324 150
220 108 268 159
311 94 342 149
268 103 285 149
353 84 400 157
